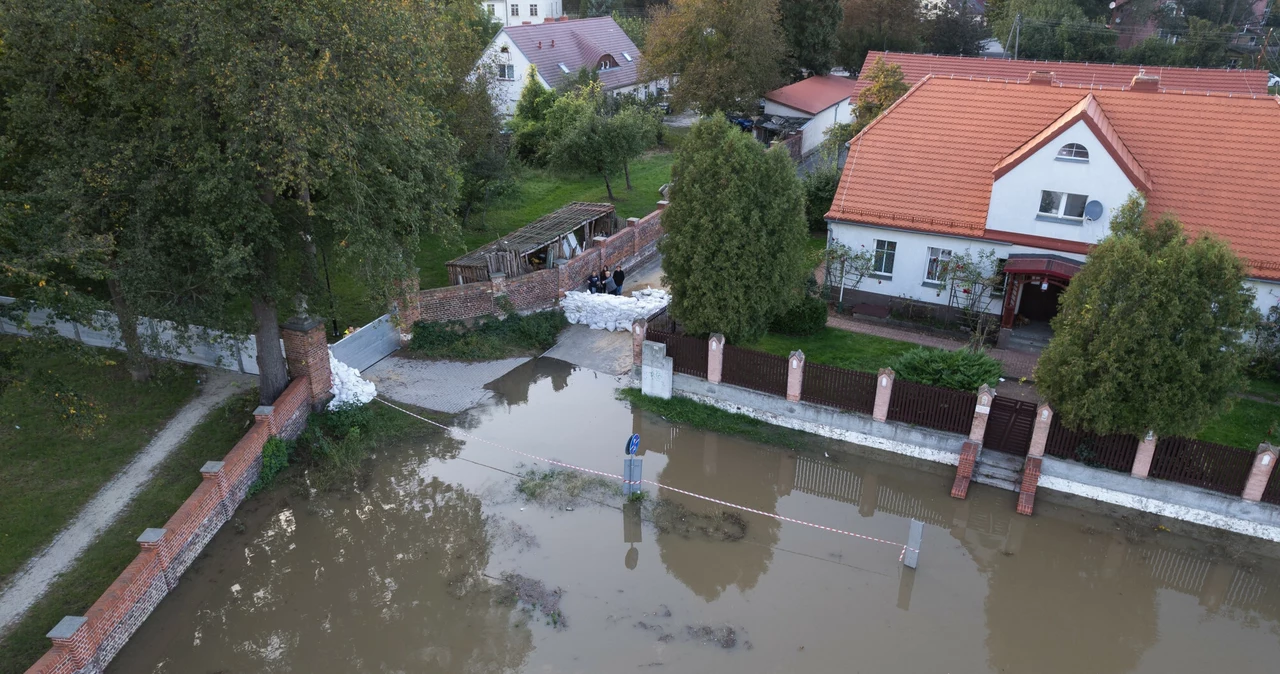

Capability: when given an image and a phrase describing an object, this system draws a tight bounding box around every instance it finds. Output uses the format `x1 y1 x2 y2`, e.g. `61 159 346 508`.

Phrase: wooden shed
445 202 619 285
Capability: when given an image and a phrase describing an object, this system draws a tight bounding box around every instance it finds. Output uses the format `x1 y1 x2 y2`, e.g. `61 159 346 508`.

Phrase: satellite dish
1084 200 1104 221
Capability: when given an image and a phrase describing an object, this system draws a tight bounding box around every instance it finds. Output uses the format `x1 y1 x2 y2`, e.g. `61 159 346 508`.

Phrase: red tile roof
827 77 1280 280
852 51 1269 99
764 75 860 116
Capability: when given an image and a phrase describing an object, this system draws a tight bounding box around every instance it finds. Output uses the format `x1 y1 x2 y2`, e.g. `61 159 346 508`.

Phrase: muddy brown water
111 358 1280 673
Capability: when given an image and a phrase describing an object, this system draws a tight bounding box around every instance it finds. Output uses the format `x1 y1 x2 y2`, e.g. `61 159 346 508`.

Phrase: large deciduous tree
1036 194 1259 438
659 117 808 343
922 1 987 56
836 0 920 74
780 0 844 77
545 84 622 199
642 0 786 114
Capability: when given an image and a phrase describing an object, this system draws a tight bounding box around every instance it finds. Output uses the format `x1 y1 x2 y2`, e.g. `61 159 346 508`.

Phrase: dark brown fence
886 379 977 435
1263 468 1280 506
647 307 675 333
721 344 788 397
1045 418 1138 473
801 362 876 414
1149 437 1254 497
982 397 1037 456
647 331 707 378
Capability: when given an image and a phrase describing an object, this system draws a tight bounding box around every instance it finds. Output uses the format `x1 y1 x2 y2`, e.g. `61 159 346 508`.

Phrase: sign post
623 434 642 497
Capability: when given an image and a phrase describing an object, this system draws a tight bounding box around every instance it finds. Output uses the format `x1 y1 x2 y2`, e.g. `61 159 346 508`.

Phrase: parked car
1270 72 1280 88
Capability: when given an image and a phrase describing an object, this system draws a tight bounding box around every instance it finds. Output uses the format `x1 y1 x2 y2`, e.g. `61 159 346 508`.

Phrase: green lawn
0 339 198 585
1246 377 1280 403
417 151 675 290
747 327 929 374
1197 398 1279 450
0 390 256 674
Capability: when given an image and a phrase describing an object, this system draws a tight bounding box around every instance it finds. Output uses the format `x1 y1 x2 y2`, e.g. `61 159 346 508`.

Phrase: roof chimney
1028 70 1055 85
537 40 542 49
1130 71 1160 92
521 20 531 25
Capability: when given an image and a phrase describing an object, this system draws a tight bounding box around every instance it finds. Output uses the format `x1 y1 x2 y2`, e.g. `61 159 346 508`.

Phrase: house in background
851 50 1270 97
481 0 565 27
478 16 662 117
824 72 1280 348
761 74 859 158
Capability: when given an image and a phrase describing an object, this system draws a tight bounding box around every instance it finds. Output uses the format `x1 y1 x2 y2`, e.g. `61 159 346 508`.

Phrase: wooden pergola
445 202 618 285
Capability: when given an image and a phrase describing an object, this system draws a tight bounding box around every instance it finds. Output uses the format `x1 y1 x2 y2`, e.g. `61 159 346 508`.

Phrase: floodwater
111 358 1280 673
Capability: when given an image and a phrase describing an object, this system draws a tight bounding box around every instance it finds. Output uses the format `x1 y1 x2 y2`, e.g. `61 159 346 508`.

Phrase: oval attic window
1057 143 1089 160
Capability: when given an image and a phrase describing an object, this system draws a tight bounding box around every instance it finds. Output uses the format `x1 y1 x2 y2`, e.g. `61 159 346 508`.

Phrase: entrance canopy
1003 254 1082 281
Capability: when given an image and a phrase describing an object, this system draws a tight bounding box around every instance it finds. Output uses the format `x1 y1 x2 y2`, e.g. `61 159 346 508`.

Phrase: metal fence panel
800 362 875 414
1045 419 1139 473
721 344 788 397
1149 436 1255 496
886 379 976 435
1263 468 1280 506
647 331 707 378
331 314 400 372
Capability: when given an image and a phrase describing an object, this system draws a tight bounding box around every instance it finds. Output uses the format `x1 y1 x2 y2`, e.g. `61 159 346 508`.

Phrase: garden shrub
802 165 839 232
408 310 568 361
890 347 1003 391
250 436 293 495
769 295 828 337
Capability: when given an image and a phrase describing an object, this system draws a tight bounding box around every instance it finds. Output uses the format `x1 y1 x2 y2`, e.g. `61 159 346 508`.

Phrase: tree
780 0 844 77
659 117 808 342
992 0 1117 61
922 1 988 56
608 104 662 190
642 0 787 114
1036 194 1259 438
802 165 840 232
587 0 619 17
545 83 623 199
613 11 650 49
510 66 558 165
835 0 920 74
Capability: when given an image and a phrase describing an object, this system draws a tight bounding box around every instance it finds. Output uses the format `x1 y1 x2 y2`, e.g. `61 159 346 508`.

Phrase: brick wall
415 282 497 323
25 377 312 674
559 247 602 295
601 227 636 270
505 268 559 311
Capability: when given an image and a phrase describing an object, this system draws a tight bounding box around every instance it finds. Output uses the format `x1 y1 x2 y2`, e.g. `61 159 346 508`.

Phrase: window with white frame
1056 143 1088 160
925 247 952 282
496 63 516 80
530 4 537 15
1038 190 1088 219
511 4 519 15
487 4 495 15
873 240 896 275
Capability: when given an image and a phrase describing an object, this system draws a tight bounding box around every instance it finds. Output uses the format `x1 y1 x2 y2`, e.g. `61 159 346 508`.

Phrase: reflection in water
113 360 1280 674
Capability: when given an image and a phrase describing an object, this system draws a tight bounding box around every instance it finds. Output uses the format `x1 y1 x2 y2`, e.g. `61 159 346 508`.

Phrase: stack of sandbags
328 351 377 410
561 289 671 331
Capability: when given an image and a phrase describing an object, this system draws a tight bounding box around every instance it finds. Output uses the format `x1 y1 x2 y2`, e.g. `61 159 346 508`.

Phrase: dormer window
597 54 619 71
1056 143 1089 161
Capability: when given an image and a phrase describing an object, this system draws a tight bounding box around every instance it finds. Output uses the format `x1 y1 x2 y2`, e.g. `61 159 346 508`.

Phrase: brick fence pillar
253 405 275 436
281 316 332 410
1027 404 1053 458
392 273 421 338
627 216 640 256
45 616 91 670
1242 443 1278 502
137 528 174 590
968 384 994 443
787 350 805 402
1131 430 1157 478
873 368 895 423
707 333 725 384
201 460 231 520
631 320 647 372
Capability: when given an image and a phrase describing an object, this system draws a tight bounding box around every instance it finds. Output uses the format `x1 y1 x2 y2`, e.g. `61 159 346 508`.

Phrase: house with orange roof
762 74 860 157
825 70 1280 347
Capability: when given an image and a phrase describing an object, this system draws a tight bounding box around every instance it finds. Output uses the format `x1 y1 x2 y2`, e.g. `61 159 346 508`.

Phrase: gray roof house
478 16 663 116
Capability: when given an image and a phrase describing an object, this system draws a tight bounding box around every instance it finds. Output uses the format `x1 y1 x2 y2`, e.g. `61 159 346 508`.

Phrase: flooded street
112 358 1280 673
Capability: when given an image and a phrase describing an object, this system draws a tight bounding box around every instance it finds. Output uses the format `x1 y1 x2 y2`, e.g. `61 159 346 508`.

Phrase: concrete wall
26 375 316 674
986 120 1136 244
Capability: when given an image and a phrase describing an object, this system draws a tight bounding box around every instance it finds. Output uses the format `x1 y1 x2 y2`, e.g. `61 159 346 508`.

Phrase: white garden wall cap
200 461 225 474
47 616 87 639
136 528 166 545
253 405 274 417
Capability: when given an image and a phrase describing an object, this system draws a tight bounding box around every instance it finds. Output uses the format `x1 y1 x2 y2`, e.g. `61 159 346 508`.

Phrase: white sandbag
561 289 671 332
328 351 377 410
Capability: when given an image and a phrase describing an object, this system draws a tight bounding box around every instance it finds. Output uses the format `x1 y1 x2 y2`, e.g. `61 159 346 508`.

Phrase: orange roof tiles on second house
826 76 1280 280
764 75 861 116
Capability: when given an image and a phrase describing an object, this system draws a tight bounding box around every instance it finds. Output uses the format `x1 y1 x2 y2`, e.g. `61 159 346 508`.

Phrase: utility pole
1014 13 1022 61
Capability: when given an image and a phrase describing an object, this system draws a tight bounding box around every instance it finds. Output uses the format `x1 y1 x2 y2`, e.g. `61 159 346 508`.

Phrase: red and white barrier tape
376 397 915 559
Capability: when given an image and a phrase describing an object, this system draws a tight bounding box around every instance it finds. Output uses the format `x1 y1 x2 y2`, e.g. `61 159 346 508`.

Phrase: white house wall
986 120 1136 245
799 99 853 157
1249 279 1280 316
483 1 563 27
762 101 811 118
479 34 545 117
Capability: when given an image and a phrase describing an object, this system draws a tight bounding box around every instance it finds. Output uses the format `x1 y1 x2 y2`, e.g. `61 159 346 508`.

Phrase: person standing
602 267 617 295
611 267 625 295
587 271 601 293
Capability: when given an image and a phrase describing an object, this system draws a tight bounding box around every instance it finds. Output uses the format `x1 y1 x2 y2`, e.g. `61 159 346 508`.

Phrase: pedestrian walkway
825 313 1040 381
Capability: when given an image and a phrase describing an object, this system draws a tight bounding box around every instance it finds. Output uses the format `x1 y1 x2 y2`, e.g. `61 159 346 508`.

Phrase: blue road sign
627 433 640 455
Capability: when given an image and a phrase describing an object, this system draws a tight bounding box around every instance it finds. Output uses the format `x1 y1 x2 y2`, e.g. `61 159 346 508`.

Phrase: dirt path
0 369 254 637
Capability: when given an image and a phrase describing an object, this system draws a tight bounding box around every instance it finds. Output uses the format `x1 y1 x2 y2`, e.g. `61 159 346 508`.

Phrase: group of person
587 266 625 295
